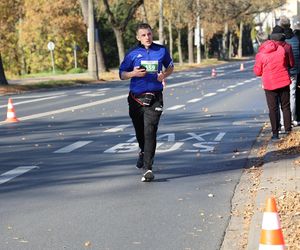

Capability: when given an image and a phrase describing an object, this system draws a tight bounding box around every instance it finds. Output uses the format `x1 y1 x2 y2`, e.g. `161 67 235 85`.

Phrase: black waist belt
130 91 161 106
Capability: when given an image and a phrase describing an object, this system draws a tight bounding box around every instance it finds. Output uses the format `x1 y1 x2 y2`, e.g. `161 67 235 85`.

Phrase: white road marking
166 105 185 110
227 85 237 89
0 95 67 108
54 141 92 153
0 166 38 185
104 124 131 133
217 88 227 92
97 88 110 91
83 93 105 97
204 93 216 97
187 98 202 103
76 91 91 94
0 94 127 125
10 93 66 99
214 132 226 141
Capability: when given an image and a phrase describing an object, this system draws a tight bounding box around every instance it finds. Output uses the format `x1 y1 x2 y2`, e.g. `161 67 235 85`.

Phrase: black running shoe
141 170 154 182
136 152 144 169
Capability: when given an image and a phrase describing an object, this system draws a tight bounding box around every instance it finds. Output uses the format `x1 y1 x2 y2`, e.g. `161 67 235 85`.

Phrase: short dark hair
136 23 152 33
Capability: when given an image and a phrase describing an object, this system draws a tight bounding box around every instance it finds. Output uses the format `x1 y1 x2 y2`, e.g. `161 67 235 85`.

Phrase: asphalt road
0 60 268 250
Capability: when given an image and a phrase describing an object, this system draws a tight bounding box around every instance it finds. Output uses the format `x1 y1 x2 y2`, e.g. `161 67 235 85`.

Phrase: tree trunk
238 21 243 58
141 3 148 23
79 0 88 24
177 29 183 65
113 27 125 63
95 28 108 73
168 20 173 57
196 16 201 64
0 54 8 85
159 0 164 44
88 0 99 80
81 0 107 73
196 0 201 64
188 22 194 64
222 22 229 60
229 31 233 59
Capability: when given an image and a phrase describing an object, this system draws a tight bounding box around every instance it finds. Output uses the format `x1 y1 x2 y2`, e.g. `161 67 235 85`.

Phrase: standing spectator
253 33 292 140
293 17 300 122
279 16 300 126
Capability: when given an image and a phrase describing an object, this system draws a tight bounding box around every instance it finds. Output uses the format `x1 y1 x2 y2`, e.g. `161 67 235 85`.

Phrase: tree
0 0 24 82
19 0 86 73
203 0 286 58
0 54 8 85
80 0 107 73
101 0 144 63
159 0 164 44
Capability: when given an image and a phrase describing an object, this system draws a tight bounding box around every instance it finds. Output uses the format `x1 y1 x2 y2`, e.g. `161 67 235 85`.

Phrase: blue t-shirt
119 43 174 95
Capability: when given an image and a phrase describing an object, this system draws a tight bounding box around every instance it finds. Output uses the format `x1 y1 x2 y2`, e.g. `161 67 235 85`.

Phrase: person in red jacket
253 32 292 140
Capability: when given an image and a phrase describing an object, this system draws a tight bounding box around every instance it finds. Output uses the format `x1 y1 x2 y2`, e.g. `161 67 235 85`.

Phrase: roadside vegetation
0 0 285 85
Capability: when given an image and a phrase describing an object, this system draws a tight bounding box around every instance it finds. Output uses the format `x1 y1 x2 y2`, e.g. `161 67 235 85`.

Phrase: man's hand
133 66 147 78
157 71 165 82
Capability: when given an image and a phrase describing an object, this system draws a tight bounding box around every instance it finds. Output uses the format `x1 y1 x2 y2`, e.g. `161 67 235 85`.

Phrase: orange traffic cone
259 197 286 250
240 63 244 71
5 98 19 123
211 68 217 77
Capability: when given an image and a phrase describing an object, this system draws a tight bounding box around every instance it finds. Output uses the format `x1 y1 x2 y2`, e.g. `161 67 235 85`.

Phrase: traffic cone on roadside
259 197 286 250
5 98 19 123
240 63 244 71
211 68 217 77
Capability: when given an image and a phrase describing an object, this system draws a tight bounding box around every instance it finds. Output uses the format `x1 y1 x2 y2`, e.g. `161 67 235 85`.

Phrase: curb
221 126 300 250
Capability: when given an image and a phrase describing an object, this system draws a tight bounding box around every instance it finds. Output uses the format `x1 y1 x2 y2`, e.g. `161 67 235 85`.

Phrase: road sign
47 41 55 51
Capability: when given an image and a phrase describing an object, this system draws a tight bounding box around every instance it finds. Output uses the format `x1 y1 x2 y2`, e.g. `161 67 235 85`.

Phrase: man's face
136 28 153 48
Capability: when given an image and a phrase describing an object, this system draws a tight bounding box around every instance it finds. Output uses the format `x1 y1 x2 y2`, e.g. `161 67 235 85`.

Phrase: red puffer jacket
253 40 291 90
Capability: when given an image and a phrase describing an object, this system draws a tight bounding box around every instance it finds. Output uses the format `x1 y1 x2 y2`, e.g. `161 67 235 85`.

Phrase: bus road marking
54 141 92 153
0 166 38 185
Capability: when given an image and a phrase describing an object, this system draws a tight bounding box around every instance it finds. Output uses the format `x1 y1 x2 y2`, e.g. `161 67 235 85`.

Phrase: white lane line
204 93 216 97
104 124 131 133
0 95 67 108
83 93 105 97
54 141 93 153
0 94 127 125
217 88 227 92
0 166 38 185
227 85 237 89
237 82 245 86
166 105 185 110
187 98 202 103
76 91 91 94
97 88 110 91
10 93 66 99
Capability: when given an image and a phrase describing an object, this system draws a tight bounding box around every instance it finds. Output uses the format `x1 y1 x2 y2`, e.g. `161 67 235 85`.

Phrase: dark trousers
296 72 300 121
264 86 291 134
128 92 163 170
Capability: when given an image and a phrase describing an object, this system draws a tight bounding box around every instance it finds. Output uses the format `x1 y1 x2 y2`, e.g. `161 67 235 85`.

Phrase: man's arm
120 67 147 80
157 65 174 82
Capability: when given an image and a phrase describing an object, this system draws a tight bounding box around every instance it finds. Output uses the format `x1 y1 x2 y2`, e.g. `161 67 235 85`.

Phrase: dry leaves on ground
273 130 300 249
277 192 300 250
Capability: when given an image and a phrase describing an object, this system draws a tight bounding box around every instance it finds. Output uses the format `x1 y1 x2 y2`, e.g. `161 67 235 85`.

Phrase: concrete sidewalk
222 127 300 250
247 129 300 249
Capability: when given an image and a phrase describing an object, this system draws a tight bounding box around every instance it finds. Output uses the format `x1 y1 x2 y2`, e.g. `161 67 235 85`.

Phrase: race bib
141 60 158 72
